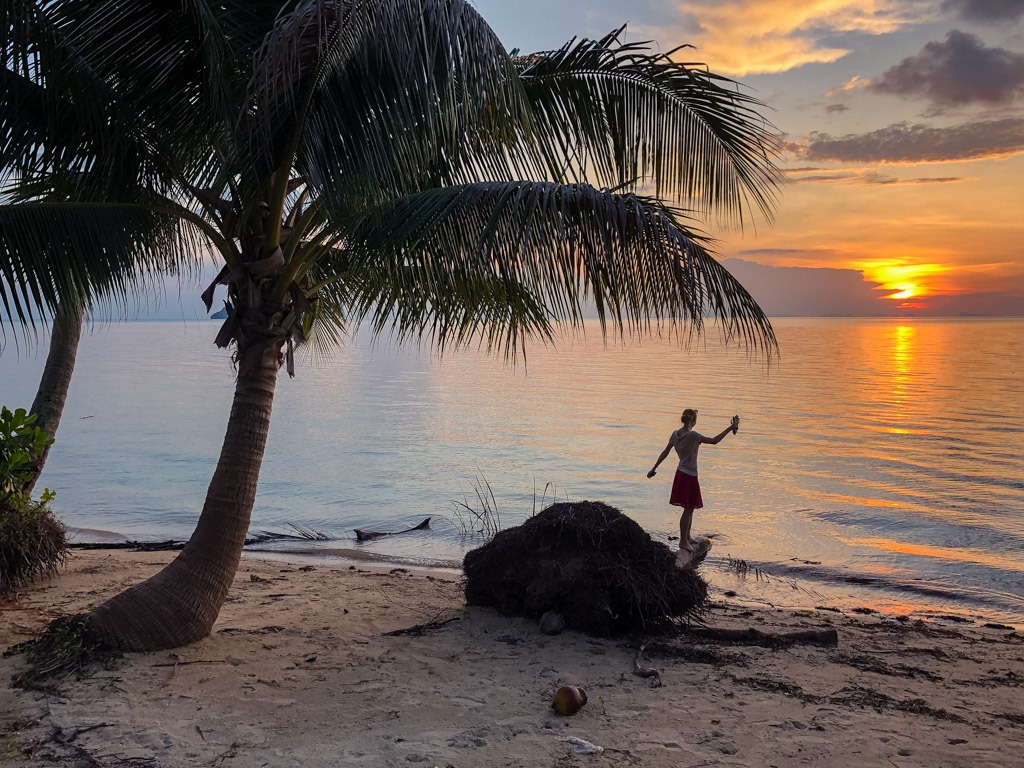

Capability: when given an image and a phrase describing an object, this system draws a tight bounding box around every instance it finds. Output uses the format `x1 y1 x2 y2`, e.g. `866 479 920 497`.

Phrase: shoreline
3 549 1024 767
63 525 1024 632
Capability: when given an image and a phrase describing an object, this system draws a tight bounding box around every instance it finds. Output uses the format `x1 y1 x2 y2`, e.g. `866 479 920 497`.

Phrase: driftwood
70 540 185 551
682 626 839 647
382 615 459 636
632 644 662 687
354 517 431 542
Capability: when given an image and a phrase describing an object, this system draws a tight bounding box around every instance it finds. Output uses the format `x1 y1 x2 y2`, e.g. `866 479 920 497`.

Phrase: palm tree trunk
23 302 85 496
87 339 282 651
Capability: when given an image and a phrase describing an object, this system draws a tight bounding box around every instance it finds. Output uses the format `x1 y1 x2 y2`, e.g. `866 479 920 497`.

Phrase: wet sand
2 549 1023 767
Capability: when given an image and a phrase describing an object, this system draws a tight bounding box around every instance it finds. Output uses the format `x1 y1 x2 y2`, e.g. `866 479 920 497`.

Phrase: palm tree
1 51 188 493
3 0 780 652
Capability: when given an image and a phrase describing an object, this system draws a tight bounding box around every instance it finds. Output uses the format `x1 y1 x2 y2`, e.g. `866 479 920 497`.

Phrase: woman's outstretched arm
703 424 738 445
647 443 673 477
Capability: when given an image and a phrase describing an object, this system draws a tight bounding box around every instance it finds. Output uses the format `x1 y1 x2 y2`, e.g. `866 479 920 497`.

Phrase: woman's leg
679 506 695 551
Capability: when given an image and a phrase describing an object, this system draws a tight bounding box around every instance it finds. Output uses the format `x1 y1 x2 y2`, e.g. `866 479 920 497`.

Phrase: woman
647 409 739 552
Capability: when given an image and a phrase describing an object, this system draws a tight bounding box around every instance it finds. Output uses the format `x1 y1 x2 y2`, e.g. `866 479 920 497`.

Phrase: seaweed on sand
463 501 708 635
5 614 119 690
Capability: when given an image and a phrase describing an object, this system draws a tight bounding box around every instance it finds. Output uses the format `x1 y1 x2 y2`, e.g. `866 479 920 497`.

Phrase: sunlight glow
853 260 952 302
663 0 923 75
887 284 917 300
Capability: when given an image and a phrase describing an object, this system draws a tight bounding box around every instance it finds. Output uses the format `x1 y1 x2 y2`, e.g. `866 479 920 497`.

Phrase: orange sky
476 0 1024 316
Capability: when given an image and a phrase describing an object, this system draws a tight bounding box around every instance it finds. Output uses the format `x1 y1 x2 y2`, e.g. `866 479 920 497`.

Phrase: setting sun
887 284 917 300
853 260 953 303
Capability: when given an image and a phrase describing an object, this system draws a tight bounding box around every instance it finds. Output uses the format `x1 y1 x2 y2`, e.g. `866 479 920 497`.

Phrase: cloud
653 0 927 75
912 291 1024 315
722 258 1024 316
869 31 1024 106
825 75 870 97
941 0 1024 23
721 258 888 316
738 247 844 262
795 118 1024 163
785 167 963 185
826 104 850 113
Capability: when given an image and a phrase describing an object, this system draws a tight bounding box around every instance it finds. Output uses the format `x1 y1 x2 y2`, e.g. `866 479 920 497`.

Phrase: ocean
3 317 1023 626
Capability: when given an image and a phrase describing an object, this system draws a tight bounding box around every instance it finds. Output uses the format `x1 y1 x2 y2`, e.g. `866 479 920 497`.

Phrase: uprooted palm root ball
0 500 68 596
463 500 707 635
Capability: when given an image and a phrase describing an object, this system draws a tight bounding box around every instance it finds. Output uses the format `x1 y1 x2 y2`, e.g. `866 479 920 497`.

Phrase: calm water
3 318 1023 625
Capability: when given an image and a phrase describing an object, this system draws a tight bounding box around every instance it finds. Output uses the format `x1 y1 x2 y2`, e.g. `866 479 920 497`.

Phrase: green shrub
1 406 51 503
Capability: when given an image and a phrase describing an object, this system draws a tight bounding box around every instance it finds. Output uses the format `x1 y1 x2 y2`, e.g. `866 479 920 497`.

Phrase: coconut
551 685 587 716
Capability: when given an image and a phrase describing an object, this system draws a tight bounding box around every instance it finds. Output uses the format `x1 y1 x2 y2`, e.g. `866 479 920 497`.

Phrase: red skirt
669 471 703 509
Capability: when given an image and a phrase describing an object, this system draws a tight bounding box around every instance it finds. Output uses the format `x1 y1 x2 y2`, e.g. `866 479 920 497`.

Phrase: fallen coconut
539 610 565 635
551 684 587 716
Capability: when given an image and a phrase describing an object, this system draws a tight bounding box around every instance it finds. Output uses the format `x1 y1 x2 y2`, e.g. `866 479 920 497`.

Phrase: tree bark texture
24 302 85 495
88 339 283 651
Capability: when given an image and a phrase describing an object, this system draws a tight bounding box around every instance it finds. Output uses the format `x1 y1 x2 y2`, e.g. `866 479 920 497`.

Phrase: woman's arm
703 426 735 445
647 443 673 477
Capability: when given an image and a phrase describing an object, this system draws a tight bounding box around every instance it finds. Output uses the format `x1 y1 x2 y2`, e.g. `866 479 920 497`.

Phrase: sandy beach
2 549 1023 767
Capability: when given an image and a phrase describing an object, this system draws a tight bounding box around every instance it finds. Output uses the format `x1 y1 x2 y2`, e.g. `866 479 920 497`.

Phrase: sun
853 260 953 304
887 284 917 300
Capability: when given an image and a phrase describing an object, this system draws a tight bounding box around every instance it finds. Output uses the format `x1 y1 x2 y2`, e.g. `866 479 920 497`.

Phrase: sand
2 549 1023 767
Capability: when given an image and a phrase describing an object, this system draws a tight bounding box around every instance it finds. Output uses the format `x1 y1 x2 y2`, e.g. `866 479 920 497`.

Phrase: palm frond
513 27 783 227
310 181 775 361
2 0 277 195
255 0 531 215
0 201 201 346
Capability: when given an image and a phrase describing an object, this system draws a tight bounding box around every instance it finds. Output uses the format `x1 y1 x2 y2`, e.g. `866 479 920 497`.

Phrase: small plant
532 480 571 516
450 472 502 539
0 406 67 595
452 475 568 539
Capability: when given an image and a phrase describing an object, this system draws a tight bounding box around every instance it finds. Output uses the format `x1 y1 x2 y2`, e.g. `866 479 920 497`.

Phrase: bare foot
687 538 701 550
679 542 695 553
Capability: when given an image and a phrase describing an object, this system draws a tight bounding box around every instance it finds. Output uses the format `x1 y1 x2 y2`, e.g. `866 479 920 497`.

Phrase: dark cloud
826 104 849 113
863 174 961 185
799 118 1024 163
723 259 1024 317
942 0 1024 23
913 291 1024 316
739 248 836 259
869 31 1024 106
785 168 963 185
721 259 888 317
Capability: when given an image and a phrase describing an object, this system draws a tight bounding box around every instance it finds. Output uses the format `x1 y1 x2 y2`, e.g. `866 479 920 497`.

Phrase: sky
470 0 1024 316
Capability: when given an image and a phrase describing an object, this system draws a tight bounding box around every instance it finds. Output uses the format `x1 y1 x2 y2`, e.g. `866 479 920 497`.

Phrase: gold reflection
844 536 1024 573
889 324 914 424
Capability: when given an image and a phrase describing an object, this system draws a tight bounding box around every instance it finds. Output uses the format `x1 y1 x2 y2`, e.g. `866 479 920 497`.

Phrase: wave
737 558 1024 621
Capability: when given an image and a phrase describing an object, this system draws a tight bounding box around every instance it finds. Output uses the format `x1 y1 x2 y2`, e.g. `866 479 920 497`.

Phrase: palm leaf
513 27 782 226
0 201 199 346
311 181 775 360
256 0 531 218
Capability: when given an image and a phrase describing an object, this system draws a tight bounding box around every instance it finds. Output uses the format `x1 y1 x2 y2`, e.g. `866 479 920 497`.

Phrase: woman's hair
681 408 698 426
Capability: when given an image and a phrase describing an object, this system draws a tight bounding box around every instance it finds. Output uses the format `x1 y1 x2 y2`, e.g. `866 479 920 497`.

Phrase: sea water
3 317 1022 625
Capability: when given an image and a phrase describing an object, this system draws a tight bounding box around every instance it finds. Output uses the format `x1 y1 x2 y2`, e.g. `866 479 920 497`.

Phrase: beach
2 550 1022 767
